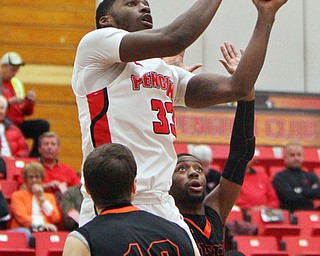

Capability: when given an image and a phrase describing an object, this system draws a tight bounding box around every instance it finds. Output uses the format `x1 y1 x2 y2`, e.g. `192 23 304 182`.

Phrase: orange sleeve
10 191 33 228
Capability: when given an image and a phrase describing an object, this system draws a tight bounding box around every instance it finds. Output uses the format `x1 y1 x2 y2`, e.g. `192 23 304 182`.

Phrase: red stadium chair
281 236 320 256
247 209 300 240
210 163 222 173
0 231 35 256
268 165 285 181
232 235 288 256
33 231 69 256
226 210 244 223
251 165 268 175
294 210 320 236
173 143 189 154
3 157 38 183
0 179 19 200
313 167 320 179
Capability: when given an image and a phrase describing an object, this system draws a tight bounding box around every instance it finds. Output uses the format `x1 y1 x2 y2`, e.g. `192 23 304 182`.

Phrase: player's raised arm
117 0 222 62
185 0 288 107
204 92 255 224
203 43 256 223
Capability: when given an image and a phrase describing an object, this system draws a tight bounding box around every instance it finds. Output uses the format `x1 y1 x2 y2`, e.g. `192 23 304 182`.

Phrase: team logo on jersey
131 72 174 99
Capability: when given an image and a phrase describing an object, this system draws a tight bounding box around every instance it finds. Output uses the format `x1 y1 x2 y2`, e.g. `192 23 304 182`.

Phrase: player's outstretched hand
253 0 288 15
219 42 243 75
163 51 203 73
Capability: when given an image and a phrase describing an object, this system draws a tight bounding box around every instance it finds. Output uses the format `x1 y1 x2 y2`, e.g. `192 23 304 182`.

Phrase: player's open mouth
141 14 153 28
188 179 203 192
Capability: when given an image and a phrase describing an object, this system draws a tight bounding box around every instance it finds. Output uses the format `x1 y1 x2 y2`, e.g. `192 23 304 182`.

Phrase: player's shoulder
81 28 127 43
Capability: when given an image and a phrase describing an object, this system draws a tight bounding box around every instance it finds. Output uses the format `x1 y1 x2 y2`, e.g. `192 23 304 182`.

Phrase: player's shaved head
96 0 117 29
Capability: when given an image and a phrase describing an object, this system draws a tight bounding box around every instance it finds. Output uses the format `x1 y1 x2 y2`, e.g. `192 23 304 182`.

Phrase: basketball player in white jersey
72 0 288 254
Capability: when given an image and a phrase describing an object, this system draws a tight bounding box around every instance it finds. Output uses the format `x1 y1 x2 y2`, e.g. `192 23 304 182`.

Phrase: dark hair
177 153 201 163
177 153 195 158
83 143 137 207
96 0 117 29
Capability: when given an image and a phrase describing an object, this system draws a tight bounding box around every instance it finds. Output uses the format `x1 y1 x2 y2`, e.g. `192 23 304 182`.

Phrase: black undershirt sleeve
221 100 256 185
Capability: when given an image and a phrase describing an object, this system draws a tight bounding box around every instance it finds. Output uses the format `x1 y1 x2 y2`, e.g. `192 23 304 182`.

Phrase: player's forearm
221 100 255 185
120 0 222 61
205 100 255 219
230 13 275 96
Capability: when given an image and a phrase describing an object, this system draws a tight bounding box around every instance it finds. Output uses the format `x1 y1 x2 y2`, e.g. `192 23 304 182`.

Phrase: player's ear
99 15 115 28
84 183 91 195
131 179 137 196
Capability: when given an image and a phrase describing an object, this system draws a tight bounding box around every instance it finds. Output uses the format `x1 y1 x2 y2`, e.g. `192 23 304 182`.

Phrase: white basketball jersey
73 27 194 217
72 27 201 256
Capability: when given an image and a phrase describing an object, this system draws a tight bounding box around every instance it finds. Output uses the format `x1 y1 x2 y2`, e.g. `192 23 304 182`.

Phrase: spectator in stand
0 156 6 179
0 51 49 157
272 140 320 212
0 95 29 157
10 162 61 232
235 158 279 210
192 144 221 194
60 184 83 231
38 132 80 200
0 182 10 229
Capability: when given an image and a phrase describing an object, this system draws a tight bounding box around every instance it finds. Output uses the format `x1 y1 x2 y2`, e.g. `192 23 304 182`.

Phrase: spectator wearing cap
0 51 49 157
192 144 221 194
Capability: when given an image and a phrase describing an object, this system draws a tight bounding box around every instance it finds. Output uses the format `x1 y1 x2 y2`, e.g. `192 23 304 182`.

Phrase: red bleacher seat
232 235 288 256
0 231 35 255
303 148 320 167
210 163 222 173
281 236 320 256
173 143 189 154
33 231 69 256
210 145 229 161
254 147 276 162
313 167 320 179
269 166 285 181
226 210 244 223
251 165 268 175
294 210 320 236
0 179 19 200
247 209 300 240
3 157 37 183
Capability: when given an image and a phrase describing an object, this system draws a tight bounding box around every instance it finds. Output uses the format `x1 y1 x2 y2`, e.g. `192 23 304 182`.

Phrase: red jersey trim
87 88 112 147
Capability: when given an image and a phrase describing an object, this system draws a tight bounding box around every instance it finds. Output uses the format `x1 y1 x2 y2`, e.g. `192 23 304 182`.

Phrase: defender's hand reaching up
219 42 254 101
163 51 203 73
219 42 243 75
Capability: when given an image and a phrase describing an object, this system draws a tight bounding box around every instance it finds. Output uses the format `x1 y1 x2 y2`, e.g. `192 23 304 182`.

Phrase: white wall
148 0 320 94
305 0 320 93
